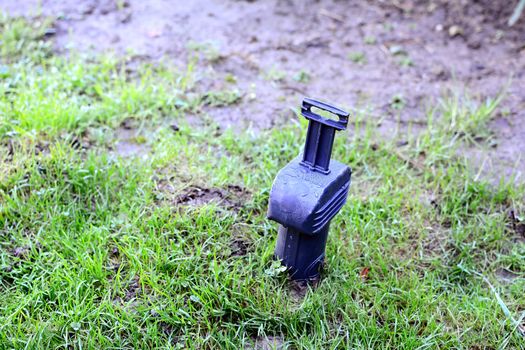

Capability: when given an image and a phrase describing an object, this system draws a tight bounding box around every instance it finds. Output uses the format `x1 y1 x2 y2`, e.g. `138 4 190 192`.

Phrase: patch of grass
388 45 413 67
397 56 413 67
201 89 242 107
293 70 310 83
1 14 524 349
224 73 237 84
0 55 197 137
435 90 503 143
187 41 222 63
263 66 287 82
348 51 367 65
364 36 376 45
390 94 406 110
0 12 53 62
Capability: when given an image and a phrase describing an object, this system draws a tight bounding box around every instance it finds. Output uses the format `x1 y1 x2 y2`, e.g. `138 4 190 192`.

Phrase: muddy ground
2 0 525 180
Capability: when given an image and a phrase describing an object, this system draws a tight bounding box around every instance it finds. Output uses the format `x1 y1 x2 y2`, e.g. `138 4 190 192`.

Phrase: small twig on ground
391 0 413 12
509 0 525 26
280 85 307 95
319 8 344 22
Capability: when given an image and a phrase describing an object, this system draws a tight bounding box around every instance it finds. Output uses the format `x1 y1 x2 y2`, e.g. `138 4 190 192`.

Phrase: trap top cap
301 97 349 131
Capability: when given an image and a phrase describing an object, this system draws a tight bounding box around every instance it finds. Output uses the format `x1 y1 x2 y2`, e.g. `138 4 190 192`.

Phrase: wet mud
2 0 524 179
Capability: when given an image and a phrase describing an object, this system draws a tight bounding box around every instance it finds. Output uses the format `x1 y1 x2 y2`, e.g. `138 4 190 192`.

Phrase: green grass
348 51 367 65
1 14 525 349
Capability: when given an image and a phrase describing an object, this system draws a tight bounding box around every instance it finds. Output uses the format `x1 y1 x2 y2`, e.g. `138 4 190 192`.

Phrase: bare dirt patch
252 336 286 350
507 209 525 239
229 227 252 257
495 268 521 284
421 224 450 256
123 275 141 302
10 246 30 258
174 185 250 211
113 126 150 158
229 236 251 256
2 0 524 178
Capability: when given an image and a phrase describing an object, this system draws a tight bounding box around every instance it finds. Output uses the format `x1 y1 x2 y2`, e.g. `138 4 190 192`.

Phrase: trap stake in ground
267 98 352 281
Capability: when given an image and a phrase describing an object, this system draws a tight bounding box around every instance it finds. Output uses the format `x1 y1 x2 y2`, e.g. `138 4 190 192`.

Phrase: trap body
267 98 352 281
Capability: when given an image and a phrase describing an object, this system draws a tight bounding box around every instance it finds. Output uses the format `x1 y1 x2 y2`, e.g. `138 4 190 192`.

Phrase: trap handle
300 98 349 174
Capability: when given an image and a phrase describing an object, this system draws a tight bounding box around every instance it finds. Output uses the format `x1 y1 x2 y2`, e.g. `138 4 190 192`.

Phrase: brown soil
507 209 525 237
2 0 525 179
252 336 286 350
495 268 521 283
113 124 151 158
173 184 249 210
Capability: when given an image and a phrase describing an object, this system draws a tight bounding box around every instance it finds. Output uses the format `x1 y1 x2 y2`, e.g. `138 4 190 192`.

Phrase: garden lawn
1 14 524 349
